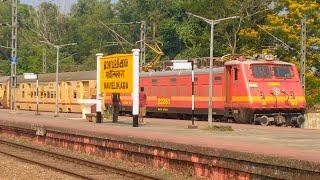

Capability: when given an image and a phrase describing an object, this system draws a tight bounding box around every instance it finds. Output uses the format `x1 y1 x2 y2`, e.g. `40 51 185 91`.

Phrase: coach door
225 66 232 107
82 81 89 99
225 65 240 109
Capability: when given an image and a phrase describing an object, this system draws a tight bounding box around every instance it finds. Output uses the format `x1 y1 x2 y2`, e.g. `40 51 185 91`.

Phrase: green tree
258 0 320 106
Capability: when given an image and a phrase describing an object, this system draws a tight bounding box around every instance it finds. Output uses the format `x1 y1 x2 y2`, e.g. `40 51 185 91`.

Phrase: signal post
172 60 197 129
96 53 104 123
132 49 140 127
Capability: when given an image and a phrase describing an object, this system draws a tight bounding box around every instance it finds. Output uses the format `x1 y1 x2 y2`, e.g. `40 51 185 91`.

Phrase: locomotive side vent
152 79 157 84
170 78 176 83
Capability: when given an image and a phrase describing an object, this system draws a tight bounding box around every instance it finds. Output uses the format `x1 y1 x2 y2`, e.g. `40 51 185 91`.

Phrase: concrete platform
0 109 319 179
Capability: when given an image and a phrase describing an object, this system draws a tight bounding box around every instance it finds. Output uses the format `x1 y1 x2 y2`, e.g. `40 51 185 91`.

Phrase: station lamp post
186 12 240 125
40 41 77 117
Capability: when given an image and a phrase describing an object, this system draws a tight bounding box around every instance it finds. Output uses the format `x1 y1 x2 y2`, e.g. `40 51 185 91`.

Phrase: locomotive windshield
251 64 293 79
252 65 271 78
273 65 292 78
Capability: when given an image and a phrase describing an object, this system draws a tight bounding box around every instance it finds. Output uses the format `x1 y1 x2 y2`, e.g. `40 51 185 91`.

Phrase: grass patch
201 125 234 132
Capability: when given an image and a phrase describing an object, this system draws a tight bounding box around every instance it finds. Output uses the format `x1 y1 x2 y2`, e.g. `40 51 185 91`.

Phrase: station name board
100 54 133 93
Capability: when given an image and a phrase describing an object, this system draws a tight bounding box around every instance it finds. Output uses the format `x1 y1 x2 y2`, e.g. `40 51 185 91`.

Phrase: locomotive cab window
273 65 293 78
251 65 271 78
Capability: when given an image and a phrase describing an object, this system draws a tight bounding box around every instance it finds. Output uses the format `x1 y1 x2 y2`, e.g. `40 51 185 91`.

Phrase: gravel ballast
0 153 78 180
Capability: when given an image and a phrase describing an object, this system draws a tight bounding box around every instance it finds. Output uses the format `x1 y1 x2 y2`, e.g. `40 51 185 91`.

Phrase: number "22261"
157 98 171 105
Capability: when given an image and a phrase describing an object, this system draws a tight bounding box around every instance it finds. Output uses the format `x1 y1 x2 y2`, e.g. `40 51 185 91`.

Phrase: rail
0 138 160 180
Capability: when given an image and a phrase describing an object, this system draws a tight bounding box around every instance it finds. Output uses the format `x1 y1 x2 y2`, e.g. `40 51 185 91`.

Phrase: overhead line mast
140 21 146 67
10 0 18 111
42 48 47 73
300 16 306 93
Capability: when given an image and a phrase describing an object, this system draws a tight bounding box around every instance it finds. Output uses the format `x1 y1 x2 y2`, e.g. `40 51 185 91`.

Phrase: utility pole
186 12 240 126
42 48 47 73
40 41 77 117
140 21 146 67
300 16 306 92
10 0 18 112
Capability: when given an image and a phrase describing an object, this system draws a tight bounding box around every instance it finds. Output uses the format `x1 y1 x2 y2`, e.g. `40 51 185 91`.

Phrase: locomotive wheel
295 115 305 128
259 116 270 126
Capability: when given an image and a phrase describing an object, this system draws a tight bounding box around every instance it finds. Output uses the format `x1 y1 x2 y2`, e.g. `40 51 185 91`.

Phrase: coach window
47 91 50 98
41 92 44 98
51 91 54 98
73 91 77 99
22 91 25 98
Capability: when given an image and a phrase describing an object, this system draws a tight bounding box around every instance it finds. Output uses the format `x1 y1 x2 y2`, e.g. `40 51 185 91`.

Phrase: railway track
0 138 160 180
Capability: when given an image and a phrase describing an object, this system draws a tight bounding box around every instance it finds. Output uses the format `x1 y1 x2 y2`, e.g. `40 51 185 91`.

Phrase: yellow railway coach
0 76 10 109
0 71 97 113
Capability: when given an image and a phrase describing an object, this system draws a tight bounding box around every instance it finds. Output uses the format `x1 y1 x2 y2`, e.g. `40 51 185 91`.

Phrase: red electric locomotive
110 55 306 127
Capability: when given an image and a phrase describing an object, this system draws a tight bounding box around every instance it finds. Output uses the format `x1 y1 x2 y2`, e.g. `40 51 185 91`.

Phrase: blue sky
20 0 78 13
21 0 118 13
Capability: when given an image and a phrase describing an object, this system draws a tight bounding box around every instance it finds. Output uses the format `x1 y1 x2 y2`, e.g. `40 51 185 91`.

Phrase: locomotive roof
17 71 97 83
0 59 294 84
0 67 224 84
140 67 224 77
225 59 293 66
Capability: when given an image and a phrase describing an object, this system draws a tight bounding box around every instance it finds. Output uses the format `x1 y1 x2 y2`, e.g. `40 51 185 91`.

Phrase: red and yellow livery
109 55 306 127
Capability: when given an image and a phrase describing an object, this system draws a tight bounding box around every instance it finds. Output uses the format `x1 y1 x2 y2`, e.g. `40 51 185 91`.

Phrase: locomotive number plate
268 82 280 87
157 98 171 105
